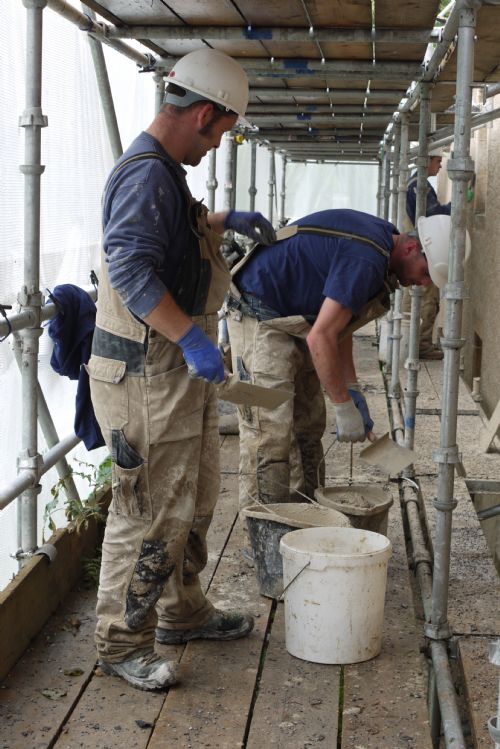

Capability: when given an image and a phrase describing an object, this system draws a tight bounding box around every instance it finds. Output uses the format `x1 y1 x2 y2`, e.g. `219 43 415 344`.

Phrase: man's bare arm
306 297 355 403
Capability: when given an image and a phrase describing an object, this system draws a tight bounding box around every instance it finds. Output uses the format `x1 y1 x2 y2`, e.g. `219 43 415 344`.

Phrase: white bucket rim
279 526 392 560
242 502 350 528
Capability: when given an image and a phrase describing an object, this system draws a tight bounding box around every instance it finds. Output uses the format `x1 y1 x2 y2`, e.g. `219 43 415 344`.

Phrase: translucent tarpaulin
0 0 377 589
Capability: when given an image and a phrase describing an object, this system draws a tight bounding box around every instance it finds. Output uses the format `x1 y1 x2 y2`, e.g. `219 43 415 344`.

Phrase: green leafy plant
44 455 111 539
82 548 102 588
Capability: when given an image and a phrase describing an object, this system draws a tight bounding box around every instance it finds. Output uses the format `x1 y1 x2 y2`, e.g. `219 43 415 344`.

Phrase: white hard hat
165 48 250 127
417 214 471 288
429 147 444 157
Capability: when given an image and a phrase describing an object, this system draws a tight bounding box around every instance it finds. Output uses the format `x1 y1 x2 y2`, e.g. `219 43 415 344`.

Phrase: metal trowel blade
359 432 415 474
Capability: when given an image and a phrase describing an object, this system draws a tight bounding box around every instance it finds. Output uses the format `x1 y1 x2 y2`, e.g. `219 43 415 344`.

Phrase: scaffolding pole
249 140 257 211
279 152 287 225
268 147 275 224
390 115 409 398
425 5 478 748
383 139 394 373
82 4 122 160
404 83 430 455
206 148 217 213
16 0 48 556
223 133 235 212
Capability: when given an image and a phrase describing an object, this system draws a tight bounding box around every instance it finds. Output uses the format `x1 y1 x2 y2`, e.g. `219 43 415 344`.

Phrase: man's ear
195 101 216 129
406 237 420 256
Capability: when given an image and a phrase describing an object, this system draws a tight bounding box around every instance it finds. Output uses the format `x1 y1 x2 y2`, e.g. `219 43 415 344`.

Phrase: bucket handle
316 435 347 487
243 481 317 508
278 560 311 600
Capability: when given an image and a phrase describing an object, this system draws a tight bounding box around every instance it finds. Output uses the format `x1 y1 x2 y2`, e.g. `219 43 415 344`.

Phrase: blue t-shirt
102 132 194 319
235 209 397 318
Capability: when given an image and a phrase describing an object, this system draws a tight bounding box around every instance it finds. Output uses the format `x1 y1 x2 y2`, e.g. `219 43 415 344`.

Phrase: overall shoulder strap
275 223 391 261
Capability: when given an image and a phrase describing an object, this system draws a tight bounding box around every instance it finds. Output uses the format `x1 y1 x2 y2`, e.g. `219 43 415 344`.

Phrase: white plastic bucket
279 527 392 664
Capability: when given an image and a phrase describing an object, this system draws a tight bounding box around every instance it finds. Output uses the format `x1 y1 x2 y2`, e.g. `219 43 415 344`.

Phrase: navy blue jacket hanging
47 284 104 450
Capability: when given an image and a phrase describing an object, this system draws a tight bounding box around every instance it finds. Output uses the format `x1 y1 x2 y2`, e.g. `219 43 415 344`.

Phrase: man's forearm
143 291 193 342
306 299 355 403
207 211 228 234
307 328 351 403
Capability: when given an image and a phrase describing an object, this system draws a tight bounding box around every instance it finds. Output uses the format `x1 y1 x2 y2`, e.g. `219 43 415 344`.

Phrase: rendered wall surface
461 101 500 420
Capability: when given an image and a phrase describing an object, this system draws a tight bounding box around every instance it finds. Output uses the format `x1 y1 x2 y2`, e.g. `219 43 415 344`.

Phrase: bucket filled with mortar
242 502 350 599
314 483 393 535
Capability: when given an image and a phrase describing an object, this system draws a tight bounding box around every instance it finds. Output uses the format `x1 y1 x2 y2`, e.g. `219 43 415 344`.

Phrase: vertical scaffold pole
249 140 257 211
425 6 478 749
268 147 275 224
223 133 235 212
390 115 409 396
17 0 49 555
207 149 217 213
384 136 394 373
376 156 384 218
279 152 287 225
404 83 430 454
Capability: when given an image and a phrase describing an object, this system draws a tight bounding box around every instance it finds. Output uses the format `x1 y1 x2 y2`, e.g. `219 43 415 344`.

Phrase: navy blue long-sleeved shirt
102 132 194 319
406 171 451 226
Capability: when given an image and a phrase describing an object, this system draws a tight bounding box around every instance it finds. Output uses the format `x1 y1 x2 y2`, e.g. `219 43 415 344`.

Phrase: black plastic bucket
242 503 350 599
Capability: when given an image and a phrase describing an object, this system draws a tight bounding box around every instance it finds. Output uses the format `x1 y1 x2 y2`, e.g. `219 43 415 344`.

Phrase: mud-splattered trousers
89 318 220 661
226 310 326 509
88 149 230 662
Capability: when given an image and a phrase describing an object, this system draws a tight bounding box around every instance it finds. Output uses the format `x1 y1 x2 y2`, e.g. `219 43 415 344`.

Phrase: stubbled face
183 111 238 167
391 236 433 287
428 156 443 177
399 249 433 287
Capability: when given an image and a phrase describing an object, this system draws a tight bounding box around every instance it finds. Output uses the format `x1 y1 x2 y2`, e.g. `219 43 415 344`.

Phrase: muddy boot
156 609 254 645
99 648 179 691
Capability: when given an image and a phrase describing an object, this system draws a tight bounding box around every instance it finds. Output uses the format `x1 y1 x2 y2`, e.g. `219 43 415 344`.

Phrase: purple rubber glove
224 211 276 245
176 324 225 384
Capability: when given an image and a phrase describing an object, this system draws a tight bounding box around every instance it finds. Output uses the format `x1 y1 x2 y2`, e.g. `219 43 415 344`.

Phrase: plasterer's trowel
359 432 415 475
217 374 292 409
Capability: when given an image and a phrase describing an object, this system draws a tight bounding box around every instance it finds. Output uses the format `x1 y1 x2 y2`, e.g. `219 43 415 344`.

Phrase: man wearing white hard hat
402 148 451 360
88 48 275 691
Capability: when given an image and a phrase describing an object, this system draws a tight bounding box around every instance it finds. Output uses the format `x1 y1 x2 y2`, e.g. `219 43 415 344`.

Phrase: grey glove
334 399 366 442
347 383 374 436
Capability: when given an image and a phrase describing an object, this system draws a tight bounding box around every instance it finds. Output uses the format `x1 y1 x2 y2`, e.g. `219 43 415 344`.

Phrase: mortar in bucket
242 503 350 599
314 483 393 535
280 526 392 664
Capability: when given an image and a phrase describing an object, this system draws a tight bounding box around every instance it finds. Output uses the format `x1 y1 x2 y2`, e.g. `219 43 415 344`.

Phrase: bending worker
87 48 275 692
402 148 451 360
226 208 442 513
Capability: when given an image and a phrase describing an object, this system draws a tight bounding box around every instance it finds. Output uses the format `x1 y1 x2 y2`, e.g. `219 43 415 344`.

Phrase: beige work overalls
88 160 230 662
226 224 396 511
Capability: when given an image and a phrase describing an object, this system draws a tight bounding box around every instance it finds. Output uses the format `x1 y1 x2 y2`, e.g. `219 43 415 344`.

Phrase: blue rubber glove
224 210 276 245
176 324 225 384
348 384 374 436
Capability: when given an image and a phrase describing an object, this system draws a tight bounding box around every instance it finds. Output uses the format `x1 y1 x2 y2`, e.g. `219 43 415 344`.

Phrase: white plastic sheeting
0 0 378 589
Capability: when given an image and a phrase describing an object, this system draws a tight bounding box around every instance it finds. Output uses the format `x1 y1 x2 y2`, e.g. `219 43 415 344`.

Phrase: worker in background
402 148 451 360
226 209 447 517
87 48 275 692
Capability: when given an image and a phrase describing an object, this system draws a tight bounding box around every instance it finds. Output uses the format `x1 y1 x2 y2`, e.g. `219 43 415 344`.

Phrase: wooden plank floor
3 327 499 749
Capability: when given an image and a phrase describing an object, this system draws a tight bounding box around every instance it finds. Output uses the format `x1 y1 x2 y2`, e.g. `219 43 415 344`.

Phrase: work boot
419 344 443 361
156 609 254 645
99 648 179 691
